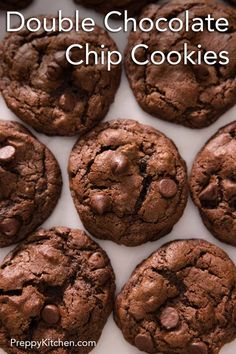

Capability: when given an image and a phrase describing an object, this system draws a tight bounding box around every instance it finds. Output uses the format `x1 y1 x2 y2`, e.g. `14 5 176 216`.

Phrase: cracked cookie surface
68 119 188 246
74 0 152 17
0 227 115 354
114 239 236 354
125 0 236 129
0 0 33 10
190 121 236 246
0 17 121 136
0 121 62 247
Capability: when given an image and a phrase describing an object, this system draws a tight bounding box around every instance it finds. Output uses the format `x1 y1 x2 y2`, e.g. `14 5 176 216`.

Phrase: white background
0 0 236 353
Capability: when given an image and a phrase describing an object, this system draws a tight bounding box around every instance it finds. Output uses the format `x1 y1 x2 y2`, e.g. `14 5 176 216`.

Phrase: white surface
0 1 236 353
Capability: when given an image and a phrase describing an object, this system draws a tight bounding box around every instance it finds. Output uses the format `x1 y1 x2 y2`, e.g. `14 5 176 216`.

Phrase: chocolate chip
47 63 62 80
54 51 69 68
0 145 16 162
42 304 60 324
0 218 20 237
188 342 208 354
88 252 106 269
90 194 111 215
199 182 219 208
193 65 209 80
134 333 154 352
59 93 75 112
159 179 178 198
111 153 129 175
160 307 179 329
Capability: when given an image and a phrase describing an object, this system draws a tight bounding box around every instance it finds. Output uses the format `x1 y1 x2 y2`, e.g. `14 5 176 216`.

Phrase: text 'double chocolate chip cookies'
114 239 236 354
0 227 115 354
0 121 62 247
125 0 236 129
0 17 121 136
74 0 151 17
0 0 33 10
190 121 236 246
68 119 188 246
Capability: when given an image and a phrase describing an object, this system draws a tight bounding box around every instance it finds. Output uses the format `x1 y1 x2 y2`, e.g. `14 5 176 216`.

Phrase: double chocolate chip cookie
0 227 115 354
115 239 236 354
0 120 62 247
69 119 188 246
125 0 236 128
0 0 33 10
190 121 236 246
0 17 121 136
74 0 151 17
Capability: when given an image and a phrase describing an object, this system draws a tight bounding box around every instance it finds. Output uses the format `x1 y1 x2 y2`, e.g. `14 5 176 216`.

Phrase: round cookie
190 121 236 246
74 0 151 17
0 120 62 247
0 17 121 136
0 227 115 354
115 239 236 354
68 119 188 246
0 0 33 10
125 0 236 129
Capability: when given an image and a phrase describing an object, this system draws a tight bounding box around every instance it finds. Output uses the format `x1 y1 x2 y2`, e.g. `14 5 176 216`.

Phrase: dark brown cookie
115 239 236 354
74 0 151 17
0 17 121 136
0 227 115 354
0 120 62 247
125 0 236 128
68 119 188 246
190 121 236 246
0 0 33 10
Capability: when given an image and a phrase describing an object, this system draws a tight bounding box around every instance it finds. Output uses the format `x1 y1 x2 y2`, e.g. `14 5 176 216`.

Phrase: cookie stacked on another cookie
0 227 115 354
115 239 236 354
125 0 236 128
190 121 236 246
69 119 188 246
0 17 121 136
0 121 62 247
0 0 33 10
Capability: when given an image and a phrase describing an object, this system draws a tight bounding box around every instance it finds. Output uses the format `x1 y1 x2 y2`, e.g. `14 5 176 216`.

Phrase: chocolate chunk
160 307 179 330
199 182 219 207
111 153 129 175
59 93 75 112
90 194 111 215
0 218 20 237
134 333 154 352
188 342 208 354
0 145 16 162
42 304 60 324
89 252 106 269
54 51 69 68
159 179 178 198
47 63 62 80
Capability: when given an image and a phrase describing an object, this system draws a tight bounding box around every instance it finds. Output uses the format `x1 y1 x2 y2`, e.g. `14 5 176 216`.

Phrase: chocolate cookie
0 0 33 10
74 0 151 17
0 227 115 354
0 120 62 247
0 17 121 136
68 119 188 246
115 239 236 354
190 121 236 246
125 0 236 128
